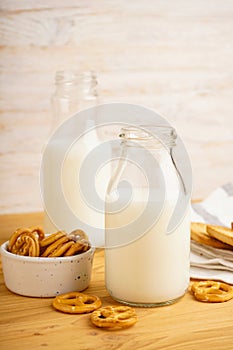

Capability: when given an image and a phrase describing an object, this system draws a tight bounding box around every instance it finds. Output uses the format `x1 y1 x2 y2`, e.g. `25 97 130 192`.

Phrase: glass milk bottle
105 125 190 307
43 71 103 238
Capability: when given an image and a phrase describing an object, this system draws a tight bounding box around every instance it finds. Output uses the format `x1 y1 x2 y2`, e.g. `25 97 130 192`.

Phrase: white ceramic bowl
0 241 95 297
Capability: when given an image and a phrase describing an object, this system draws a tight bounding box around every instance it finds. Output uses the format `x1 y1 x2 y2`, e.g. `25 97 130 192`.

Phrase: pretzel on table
191 280 233 302
91 305 138 329
52 292 101 314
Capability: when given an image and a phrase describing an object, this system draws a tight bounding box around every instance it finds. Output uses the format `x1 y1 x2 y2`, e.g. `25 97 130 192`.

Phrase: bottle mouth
55 70 97 86
119 125 177 149
54 70 98 99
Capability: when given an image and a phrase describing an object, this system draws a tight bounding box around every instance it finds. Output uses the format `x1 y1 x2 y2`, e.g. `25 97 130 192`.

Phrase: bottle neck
52 70 98 126
54 70 98 99
119 125 177 151
118 125 186 195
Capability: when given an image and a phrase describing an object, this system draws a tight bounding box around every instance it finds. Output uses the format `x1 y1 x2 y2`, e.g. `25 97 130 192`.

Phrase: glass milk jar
42 71 103 236
105 125 190 307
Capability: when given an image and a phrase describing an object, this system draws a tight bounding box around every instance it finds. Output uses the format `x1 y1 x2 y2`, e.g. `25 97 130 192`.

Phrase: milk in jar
42 126 108 247
105 126 191 306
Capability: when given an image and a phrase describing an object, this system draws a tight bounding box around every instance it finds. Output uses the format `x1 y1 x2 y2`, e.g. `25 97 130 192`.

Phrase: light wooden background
0 0 233 214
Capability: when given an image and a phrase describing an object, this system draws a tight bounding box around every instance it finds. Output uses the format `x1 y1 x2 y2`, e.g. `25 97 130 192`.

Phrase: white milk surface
43 128 109 247
105 190 190 304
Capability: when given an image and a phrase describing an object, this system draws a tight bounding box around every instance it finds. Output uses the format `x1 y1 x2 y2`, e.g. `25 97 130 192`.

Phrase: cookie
191 222 233 249
206 225 233 247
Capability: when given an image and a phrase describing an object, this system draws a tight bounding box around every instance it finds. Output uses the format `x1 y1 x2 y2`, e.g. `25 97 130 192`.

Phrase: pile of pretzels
7 226 90 258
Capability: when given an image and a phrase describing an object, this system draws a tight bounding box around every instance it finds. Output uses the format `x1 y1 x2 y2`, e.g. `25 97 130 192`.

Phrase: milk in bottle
105 126 191 306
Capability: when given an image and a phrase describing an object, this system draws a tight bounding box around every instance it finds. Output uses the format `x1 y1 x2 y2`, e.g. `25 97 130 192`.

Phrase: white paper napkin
190 182 233 284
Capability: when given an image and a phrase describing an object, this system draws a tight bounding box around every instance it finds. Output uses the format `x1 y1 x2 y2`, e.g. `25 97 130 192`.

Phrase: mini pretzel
52 292 101 314
8 226 44 251
41 234 70 257
29 226 45 240
47 241 75 257
40 231 67 248
68 229 89 242
91 305 138 329
63 240 90 256
40 232 90 257
11 233 40 257
8 227 44 257
191 280 233 302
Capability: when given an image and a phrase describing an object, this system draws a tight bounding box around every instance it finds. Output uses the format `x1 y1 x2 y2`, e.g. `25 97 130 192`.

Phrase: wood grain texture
0 212 233 350
0 0 233 213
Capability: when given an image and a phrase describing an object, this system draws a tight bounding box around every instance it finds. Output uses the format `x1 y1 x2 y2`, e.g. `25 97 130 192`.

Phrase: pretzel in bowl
40 232 71 257
39 231 66 248
8 227 90 258
63 241 90 256
68 229 89 242
191 280 233 303
91 305 138 329
40 231 90 257
8 226 45 257
52 292 101 314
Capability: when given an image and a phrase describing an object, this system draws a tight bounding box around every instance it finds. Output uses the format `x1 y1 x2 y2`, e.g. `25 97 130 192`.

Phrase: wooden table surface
0 213 233 350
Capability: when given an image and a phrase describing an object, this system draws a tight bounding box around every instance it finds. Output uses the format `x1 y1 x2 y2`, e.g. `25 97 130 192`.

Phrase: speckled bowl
0 241 95 297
